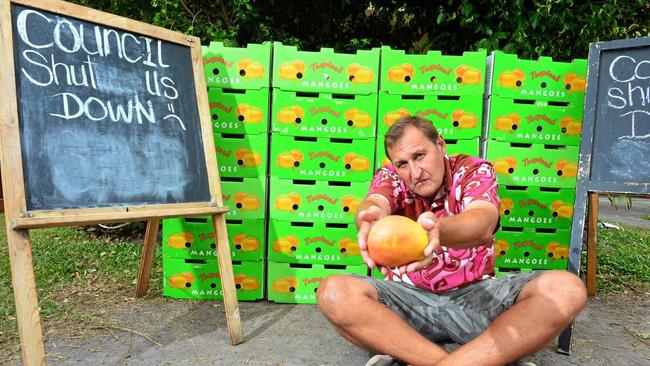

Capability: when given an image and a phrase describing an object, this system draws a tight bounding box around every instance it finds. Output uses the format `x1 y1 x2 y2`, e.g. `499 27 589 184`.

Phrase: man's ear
436 139 447 156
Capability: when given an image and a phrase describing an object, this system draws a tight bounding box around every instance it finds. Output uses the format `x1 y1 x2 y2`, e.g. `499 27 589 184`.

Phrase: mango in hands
367 215 429 268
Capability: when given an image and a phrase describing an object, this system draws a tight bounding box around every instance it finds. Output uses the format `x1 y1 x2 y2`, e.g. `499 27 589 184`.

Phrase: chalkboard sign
560 38 650 353
0 3 242 362
10 3 210 211
578 36 650 193
568 36 650 274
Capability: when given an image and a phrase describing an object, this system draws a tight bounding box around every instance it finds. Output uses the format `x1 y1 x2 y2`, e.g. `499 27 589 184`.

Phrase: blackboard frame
569 36 650 276
0 0 227 229
559 36 650 355
0 1 244 364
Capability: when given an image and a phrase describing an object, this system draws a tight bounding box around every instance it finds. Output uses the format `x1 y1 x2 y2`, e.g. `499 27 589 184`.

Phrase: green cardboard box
202 42 271 90
163 258 264 301
272 42 380 95
498 185 575 229
378 92 483 139
267 220 363 265
208 88 270 135
162 217 265 261
268 176 369 224
486 140 579 188
375 135 479 169
270 135 374 182
267 261 368 304
215 132 268 178
495 267 534 278
487 51 587 102
495 227 570 270
271 89 378 139
221 177 266 220
370 267 416 280
485 97 583 146
380 46 487 96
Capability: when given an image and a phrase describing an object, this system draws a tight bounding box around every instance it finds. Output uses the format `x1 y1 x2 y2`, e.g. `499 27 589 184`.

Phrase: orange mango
367 215 429 267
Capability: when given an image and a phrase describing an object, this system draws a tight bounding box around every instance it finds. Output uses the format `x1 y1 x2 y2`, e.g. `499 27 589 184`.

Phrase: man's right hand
357 205 388 272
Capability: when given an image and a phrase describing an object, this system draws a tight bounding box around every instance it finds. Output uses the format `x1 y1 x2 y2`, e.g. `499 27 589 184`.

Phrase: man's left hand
397 211 440 274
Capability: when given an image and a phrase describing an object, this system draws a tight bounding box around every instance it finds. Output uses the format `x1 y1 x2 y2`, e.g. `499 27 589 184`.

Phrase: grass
0 215 163 357
581 223 650 293
641 214 650 221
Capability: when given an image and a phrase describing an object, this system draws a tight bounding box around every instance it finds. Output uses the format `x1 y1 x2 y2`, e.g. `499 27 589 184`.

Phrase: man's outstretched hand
357 205 387 272
396 211 441 275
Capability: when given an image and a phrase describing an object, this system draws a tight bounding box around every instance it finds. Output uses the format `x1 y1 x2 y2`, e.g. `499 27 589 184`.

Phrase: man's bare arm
436 200 499 250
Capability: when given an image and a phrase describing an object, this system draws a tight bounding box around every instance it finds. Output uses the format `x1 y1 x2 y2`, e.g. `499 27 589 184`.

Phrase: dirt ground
1 291 648 366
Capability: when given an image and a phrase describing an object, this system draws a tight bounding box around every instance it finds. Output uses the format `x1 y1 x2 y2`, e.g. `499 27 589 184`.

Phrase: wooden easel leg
587 192 599 297
212 214 244 345
6 229 46 365
135 219 160 298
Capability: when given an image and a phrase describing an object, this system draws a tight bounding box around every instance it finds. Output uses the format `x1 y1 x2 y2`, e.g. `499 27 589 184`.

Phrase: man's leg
437 271 587 366
317 274 449 365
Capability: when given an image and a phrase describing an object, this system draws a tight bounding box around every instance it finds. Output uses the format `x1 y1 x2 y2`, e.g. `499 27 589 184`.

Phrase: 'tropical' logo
309 151 340 161
514 240 542 250
310 107 341 117
420 64 452 75
306 194 338 204
209 102 233 113
529 71 561 81
311 62 343 73
215 146 232 157
526 114 556 125
522 157 552 167
204 56 233 67
304 236 335 247
417 109 447 120
518 199 547 209
303 277 325 286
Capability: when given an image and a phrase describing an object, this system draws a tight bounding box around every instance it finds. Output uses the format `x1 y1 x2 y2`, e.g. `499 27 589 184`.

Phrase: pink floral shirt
367 152 500 294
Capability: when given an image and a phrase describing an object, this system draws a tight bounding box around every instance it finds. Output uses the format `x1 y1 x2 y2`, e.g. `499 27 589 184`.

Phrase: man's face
387 126 446 199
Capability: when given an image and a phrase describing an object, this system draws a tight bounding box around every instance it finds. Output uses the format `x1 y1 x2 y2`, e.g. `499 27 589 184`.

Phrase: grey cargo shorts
355 271 542 344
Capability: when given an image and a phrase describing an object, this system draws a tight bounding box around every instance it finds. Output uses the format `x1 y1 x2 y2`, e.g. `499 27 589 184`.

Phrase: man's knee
317 275 376 320
524 271 587 318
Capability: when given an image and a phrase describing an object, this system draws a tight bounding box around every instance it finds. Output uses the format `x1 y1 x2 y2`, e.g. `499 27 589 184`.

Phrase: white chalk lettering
50 93 155 126
17 8 167 67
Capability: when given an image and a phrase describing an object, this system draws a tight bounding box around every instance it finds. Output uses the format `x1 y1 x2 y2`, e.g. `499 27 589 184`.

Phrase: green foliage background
70 0 649 59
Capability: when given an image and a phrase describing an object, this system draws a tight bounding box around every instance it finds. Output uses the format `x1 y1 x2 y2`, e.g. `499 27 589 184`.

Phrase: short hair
384 115 439 161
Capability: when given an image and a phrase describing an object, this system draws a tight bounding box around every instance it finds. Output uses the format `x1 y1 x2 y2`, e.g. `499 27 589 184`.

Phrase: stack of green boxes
482 51 587 274
266 43 380 303
375 46 487 168
160 42 272 301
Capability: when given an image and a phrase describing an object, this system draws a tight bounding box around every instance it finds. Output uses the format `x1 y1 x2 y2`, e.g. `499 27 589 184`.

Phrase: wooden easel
0 1 244 365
